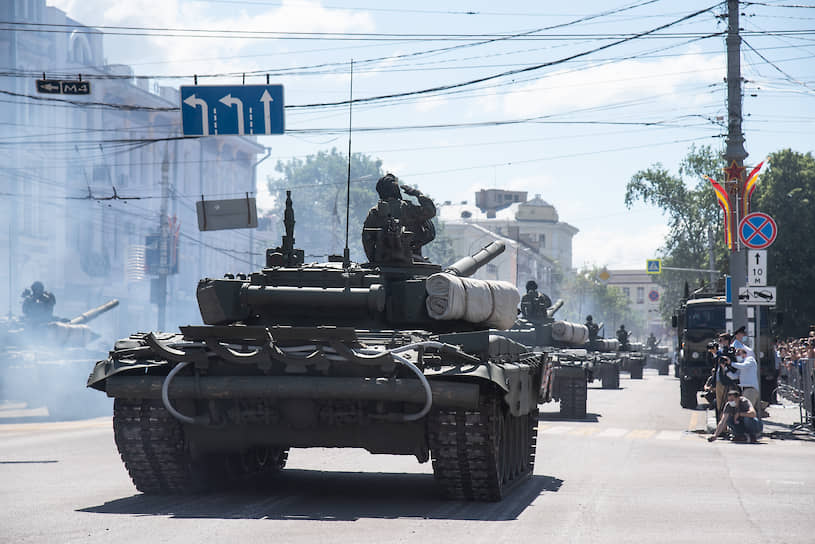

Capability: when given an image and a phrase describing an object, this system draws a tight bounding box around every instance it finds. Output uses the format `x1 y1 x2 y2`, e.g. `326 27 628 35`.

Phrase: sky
48 0 815 270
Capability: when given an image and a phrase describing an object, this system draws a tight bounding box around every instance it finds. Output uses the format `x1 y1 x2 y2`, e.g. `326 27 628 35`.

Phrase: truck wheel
629 362 643 380
559 376 587 419
658 359 669 376
680 380 698 409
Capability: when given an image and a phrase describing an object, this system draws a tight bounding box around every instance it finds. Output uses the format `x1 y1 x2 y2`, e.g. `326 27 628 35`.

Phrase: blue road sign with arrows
180 84 284 136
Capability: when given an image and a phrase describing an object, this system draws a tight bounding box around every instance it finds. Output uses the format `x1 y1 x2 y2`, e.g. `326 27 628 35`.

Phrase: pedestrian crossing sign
646 259 662 274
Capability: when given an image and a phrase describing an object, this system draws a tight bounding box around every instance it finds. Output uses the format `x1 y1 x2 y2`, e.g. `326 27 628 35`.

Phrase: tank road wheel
427 392 538 501
629 361 643 380
559 376 588 419
113 398 207 494
223 446 289 486
679 380 698 409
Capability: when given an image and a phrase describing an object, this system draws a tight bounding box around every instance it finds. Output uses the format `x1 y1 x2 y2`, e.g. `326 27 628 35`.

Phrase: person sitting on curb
708 388 763 443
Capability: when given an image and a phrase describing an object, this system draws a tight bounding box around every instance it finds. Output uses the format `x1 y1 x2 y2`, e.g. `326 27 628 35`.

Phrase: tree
624 145 729 321
752 150 815 336
268 148 453 265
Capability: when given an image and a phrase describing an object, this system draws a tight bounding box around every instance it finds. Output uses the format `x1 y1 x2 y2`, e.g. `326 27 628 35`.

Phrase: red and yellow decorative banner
742 160 765 218
708 177 733 249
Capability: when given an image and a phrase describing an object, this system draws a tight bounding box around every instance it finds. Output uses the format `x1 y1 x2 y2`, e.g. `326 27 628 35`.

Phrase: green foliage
624 145 729 321
752 149 815 336
558 266 645 338
267 148 453 264
268 148 382 261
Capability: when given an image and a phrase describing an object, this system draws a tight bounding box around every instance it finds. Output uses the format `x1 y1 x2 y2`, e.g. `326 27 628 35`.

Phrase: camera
706 341 718 351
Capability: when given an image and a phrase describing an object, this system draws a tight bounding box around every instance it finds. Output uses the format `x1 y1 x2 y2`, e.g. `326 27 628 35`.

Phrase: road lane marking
656 431 683 440
0 417 110 433
626 429 657 439
597 428 628 438
540 426 575 434
687 411 700 431
569 427 603 436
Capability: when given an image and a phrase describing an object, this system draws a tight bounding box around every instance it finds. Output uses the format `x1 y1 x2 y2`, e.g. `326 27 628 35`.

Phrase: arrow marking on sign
42 82 60 92
183 94 209 136
219 93 245 135
260 90 273 134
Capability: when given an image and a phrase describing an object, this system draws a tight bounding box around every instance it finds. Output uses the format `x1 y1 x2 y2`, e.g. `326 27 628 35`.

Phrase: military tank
499 298 591 419
1 298 119 419
619 341 646 380
88 190 542 501
644 341 671 376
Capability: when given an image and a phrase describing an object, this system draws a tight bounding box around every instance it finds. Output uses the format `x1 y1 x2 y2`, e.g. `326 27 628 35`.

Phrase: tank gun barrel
444 241 505 278
547 299 564 317
68 299 119 325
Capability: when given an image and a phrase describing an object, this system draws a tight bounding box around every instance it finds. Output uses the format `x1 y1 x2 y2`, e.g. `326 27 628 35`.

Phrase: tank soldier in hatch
585 315 600 345
616 324 630 350
362 173 437 265
21 281 56 323
520 280 552 322
646 332 658 351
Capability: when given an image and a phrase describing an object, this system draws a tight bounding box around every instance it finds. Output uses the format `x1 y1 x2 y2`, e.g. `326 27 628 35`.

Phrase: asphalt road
2 369 813 543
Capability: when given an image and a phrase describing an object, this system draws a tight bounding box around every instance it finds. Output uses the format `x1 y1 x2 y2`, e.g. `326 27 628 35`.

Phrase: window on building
486 264 498 276
623 287 630 298
636 286 644 304
539 233 546 247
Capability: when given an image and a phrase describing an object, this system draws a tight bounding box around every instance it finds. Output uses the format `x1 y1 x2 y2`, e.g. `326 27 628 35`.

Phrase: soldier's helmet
375 173 402 200
620 324 626 329
586 315 593 322
525 280 538 292
31 281 44 296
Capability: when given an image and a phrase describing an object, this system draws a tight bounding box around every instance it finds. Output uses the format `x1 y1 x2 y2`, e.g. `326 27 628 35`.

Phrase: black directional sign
36 80 62 94
36 79 91 95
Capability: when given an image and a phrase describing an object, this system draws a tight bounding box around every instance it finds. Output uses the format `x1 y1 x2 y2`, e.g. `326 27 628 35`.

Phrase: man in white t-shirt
731 347 760 412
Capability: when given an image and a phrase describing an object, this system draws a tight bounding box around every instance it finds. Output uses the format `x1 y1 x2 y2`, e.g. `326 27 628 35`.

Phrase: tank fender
424 360 540 417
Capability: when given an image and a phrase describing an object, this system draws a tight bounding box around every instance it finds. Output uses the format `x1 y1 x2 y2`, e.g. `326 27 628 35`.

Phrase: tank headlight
691 351 700 359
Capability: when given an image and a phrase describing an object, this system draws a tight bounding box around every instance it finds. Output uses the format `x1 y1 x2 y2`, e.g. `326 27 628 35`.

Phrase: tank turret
197 196 514 331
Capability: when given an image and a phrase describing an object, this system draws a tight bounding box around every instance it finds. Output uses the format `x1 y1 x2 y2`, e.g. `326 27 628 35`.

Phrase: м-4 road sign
181 84 285 136
36 79 90 95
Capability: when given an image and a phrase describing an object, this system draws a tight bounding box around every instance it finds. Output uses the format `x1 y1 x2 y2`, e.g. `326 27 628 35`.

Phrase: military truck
88 190 542 501
499 299 591 419
672 285 776 409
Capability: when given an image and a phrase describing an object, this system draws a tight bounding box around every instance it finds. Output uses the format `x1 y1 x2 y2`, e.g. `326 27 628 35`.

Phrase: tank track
601 364 620 389
559 375 587 419
427 392 537 501
113 398 287 494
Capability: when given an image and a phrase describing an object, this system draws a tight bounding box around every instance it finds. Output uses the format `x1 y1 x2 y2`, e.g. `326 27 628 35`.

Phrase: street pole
724 0 748 334
157 154 170 330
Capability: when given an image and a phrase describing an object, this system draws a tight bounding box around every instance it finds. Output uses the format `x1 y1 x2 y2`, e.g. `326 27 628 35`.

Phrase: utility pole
157 154 170 330
724 0 748 333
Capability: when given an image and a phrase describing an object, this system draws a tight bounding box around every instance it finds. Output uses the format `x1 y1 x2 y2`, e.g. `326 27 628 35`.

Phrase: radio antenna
343 59 354 268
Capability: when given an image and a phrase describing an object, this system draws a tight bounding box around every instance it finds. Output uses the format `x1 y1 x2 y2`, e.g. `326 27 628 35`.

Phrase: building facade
438 189 578 295
1 0 264 339
604 269 669 341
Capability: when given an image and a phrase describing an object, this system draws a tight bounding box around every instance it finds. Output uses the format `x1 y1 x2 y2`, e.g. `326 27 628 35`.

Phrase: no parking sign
738 212 777 249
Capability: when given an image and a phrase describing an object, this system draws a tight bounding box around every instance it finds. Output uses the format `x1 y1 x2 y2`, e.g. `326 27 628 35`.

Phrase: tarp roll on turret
425 273 520 330
551 321 589 346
